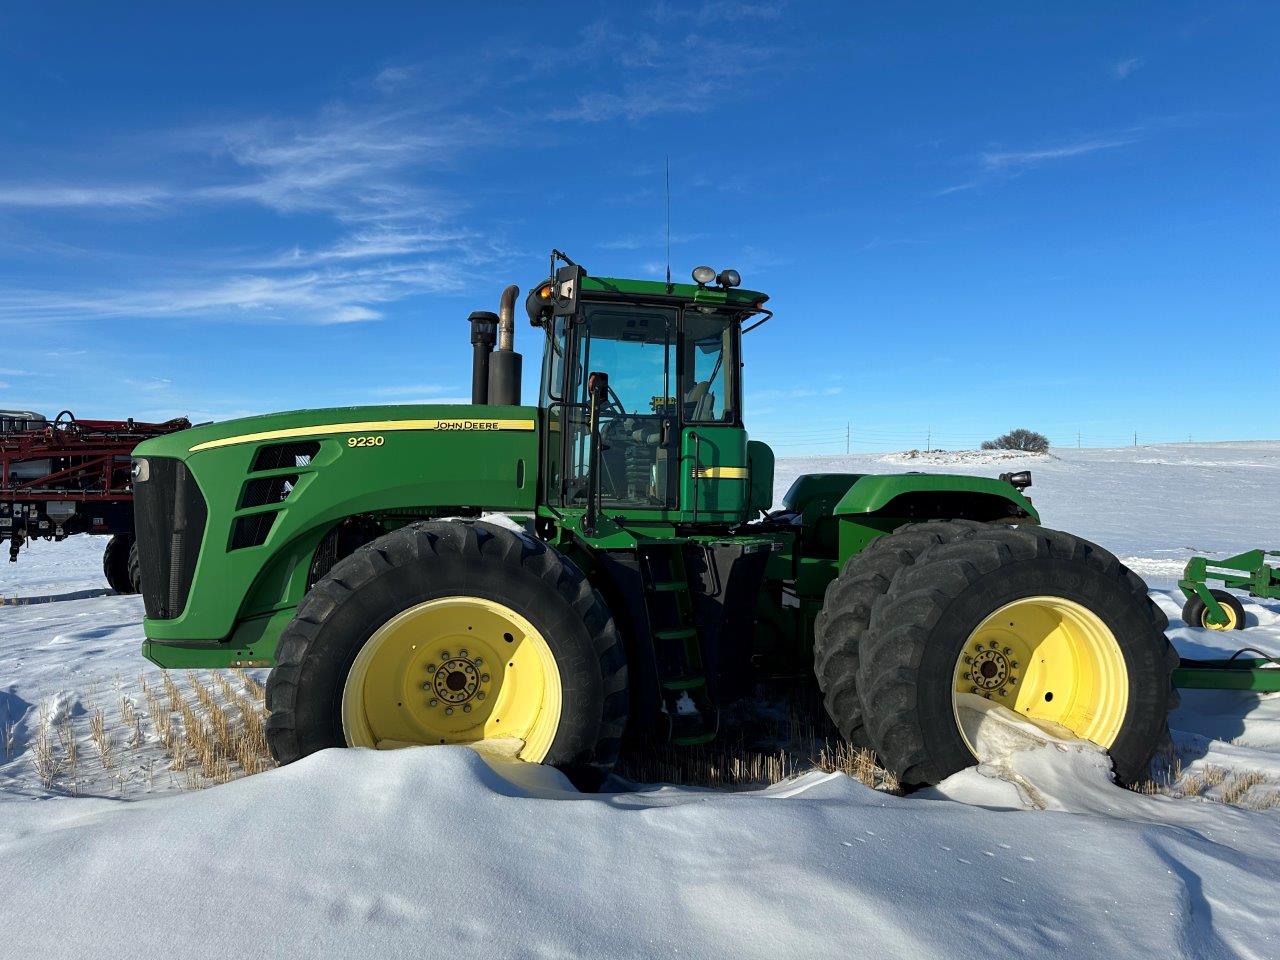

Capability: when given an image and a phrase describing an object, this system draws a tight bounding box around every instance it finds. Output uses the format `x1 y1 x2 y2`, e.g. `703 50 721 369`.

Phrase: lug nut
481 674 490 683
440 651 450 660
963 656 972 665
445 707 454 716
1003 647 1012 655
463 704 472 713
474 657 483 666
1010 660 1019 669
459 649 468 658
969 686 978 694
429 699 438 707
477 692 486 701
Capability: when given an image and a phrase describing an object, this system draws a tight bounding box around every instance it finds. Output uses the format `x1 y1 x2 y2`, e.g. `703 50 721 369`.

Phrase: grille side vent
251 440 320 472
240 474 297 509
230 512 278 550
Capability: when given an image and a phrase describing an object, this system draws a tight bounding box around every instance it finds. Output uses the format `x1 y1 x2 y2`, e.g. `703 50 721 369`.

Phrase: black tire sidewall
912 556 1170 783
289 551 606 767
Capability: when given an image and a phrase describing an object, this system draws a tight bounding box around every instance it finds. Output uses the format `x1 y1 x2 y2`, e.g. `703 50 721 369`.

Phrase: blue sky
0 2 1275 453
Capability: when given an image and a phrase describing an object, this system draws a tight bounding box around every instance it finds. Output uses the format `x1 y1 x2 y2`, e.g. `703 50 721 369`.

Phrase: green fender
834 473 1039 521
827 473 1039 568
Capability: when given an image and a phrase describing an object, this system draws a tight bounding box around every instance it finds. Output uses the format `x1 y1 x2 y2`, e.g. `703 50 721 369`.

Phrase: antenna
665 156 672 291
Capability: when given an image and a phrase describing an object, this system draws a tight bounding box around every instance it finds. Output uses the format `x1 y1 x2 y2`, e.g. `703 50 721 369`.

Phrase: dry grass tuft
32 708 58 788
89 706 114 770
815 740 899 792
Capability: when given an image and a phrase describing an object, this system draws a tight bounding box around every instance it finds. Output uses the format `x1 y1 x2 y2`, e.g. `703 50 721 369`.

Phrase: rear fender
832 473 1039 565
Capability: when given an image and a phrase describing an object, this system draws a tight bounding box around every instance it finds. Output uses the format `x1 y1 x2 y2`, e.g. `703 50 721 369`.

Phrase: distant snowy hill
1 442 1277 958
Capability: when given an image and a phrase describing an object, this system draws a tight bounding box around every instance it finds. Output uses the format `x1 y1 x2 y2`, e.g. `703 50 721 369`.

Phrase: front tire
266 520 628 786
857 526 1175 787
103 534 139 594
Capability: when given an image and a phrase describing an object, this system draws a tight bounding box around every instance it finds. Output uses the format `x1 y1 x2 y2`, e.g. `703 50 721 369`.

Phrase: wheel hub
430 655 488 705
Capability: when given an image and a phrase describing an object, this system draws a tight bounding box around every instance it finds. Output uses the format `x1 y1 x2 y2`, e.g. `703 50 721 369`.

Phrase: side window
540 315 568 405
682 312 735 423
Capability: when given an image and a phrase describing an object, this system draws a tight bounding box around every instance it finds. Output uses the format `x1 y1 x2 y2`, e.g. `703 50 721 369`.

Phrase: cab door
562 304 679 511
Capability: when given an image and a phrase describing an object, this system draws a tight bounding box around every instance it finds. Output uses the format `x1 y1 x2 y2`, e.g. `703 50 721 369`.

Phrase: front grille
230 511 278 550
252 441 319 471
135 457 208 620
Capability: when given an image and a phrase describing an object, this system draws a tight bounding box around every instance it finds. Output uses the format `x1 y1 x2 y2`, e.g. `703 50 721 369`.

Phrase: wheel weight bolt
481 674 490 683
445 707 454 716
459 649 468 658
474 657 483 666
463 704 472 713
429 699 438 707
477 692 486 701
963 656 972 664
440 651 449 660
426 664 436 673
1002 647 1012 655
1011 660 1019 669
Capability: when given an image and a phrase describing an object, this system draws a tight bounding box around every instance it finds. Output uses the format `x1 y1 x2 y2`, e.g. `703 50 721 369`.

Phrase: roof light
717 268 741 288
692 265 716 286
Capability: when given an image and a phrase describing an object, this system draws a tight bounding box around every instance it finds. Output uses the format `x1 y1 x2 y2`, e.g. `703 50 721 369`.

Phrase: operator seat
684 381 716 421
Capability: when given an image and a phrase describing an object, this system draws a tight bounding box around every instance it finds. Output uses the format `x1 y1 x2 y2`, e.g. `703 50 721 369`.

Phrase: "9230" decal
347 435 385 448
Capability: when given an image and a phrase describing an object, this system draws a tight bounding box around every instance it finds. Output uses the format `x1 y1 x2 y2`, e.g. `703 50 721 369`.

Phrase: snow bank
4 743 1280 959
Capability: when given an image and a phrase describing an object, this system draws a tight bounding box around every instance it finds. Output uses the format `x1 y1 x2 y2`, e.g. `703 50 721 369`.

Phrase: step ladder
637 543 719 746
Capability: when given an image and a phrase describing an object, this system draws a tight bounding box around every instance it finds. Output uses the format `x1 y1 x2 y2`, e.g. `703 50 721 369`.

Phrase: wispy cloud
0 259 469 326
1112 57 1144 79
0 184 170 208
935 133 1141 196
547 21 779 122
0 85 504 326
980 137 1135 172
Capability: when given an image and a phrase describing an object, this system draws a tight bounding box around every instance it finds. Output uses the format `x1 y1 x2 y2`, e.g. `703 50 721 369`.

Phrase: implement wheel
1182 589 1245 631
814 520 989 746
103 534 140 594
857 525 1175 786
266 520 628 787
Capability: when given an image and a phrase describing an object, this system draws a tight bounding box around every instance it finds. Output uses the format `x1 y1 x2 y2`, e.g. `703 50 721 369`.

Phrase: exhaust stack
468 311 497 405
487 284 522 406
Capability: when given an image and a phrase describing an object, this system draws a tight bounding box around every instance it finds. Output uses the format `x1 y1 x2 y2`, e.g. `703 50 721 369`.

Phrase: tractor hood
132 403 538 461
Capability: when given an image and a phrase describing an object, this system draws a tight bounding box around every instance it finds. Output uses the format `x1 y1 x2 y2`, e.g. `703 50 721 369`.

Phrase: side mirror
553 263 585 317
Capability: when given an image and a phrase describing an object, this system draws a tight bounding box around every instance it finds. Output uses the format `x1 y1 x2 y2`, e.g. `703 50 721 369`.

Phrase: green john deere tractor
132 253 1175 787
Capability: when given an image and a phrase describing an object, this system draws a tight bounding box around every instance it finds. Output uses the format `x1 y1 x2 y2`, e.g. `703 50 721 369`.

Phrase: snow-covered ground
2 441 1278 958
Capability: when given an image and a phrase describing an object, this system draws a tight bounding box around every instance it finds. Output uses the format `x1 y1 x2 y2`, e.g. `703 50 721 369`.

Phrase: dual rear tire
816 523 1176 786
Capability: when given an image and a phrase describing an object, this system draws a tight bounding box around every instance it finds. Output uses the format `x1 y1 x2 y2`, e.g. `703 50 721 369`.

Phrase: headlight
131 458 149 482
692 265 717 286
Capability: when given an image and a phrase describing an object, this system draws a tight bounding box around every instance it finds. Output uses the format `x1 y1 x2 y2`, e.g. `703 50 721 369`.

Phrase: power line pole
1133 430 1138 447
926 428 932 454
1077 430 1081 449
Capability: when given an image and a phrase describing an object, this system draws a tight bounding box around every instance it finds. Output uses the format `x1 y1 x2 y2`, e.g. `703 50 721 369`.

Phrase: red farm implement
1 410 190 592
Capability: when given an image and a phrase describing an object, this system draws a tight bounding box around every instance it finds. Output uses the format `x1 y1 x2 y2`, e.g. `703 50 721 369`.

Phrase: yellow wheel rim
952 596 1128 752
1203 601 1239 631
341 596 562 762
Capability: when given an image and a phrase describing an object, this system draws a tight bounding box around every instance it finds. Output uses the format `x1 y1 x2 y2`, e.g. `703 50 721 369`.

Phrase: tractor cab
523 256 771 528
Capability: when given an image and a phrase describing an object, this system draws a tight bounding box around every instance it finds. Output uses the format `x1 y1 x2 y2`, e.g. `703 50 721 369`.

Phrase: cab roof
583 275 768 310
